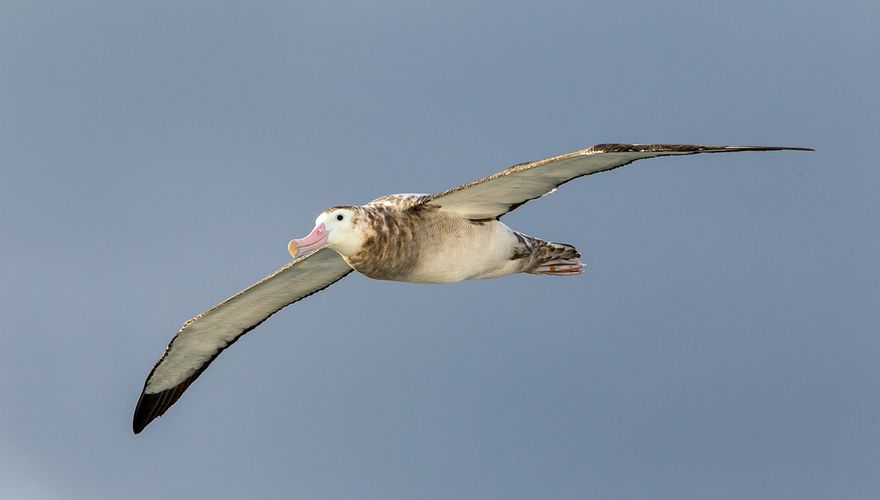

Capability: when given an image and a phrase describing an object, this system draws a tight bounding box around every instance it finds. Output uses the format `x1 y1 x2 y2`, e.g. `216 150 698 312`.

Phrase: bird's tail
525 239 584 276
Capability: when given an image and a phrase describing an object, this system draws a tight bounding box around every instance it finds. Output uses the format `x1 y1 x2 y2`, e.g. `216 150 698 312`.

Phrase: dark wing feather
419 144 812 219
133 248 353 434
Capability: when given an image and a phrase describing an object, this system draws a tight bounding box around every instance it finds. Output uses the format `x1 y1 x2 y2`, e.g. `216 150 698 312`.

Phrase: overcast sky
1 1 878 498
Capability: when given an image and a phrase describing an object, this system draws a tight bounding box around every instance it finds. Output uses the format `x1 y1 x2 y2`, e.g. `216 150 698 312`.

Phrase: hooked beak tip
289 222 328 259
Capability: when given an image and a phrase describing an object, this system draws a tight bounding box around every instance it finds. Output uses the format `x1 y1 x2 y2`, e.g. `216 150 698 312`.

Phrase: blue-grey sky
1 1 877 498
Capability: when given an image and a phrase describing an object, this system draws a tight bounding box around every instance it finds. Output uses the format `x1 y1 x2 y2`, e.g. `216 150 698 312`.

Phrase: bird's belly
405 221 521 283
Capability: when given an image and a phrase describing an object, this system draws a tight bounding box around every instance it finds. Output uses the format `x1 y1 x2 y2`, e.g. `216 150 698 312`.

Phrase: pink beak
288 223 328 258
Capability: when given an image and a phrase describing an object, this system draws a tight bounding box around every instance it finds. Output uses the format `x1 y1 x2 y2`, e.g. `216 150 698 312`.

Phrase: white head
288 206 367 259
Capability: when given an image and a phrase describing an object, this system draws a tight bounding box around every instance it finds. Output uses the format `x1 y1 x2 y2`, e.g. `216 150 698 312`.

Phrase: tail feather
532 258 584 276
517 236 584 276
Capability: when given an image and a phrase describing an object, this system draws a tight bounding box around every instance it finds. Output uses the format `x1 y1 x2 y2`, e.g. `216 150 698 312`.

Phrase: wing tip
132 387 179 434
717 145 815 152
587 143 814 153
132 391 156 434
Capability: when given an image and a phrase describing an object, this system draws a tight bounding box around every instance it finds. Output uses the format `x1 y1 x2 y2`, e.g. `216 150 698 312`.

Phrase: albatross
133 143 810 433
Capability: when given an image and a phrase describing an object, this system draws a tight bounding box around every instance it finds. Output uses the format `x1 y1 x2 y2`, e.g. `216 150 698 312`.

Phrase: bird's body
133 143 811 434
338 197 579 283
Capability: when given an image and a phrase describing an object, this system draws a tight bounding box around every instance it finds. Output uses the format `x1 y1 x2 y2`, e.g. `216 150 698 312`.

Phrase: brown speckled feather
344 204 430 280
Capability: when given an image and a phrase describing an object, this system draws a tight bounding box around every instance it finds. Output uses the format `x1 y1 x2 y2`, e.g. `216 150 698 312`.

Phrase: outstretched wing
133 248 353 434
420 144 812 220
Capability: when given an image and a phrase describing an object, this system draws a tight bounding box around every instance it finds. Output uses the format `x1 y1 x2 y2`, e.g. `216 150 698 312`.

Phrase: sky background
1 1 878 498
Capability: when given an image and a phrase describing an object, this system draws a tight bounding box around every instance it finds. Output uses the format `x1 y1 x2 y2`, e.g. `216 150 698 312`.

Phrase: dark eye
336 214 344 221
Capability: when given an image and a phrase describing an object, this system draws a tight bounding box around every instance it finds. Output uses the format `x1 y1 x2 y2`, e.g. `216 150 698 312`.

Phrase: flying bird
133 143 811 433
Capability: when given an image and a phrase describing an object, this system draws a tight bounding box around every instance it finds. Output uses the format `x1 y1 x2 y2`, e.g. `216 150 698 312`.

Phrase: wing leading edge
421 144 813 220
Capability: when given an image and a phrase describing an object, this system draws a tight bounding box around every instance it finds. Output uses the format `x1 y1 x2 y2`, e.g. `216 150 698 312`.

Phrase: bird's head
289 206 368 259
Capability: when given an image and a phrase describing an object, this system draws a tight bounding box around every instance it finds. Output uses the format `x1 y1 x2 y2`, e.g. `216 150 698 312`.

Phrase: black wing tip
589 143 814 153
132 391 158 434
719 145 814 152
132 386 183 434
